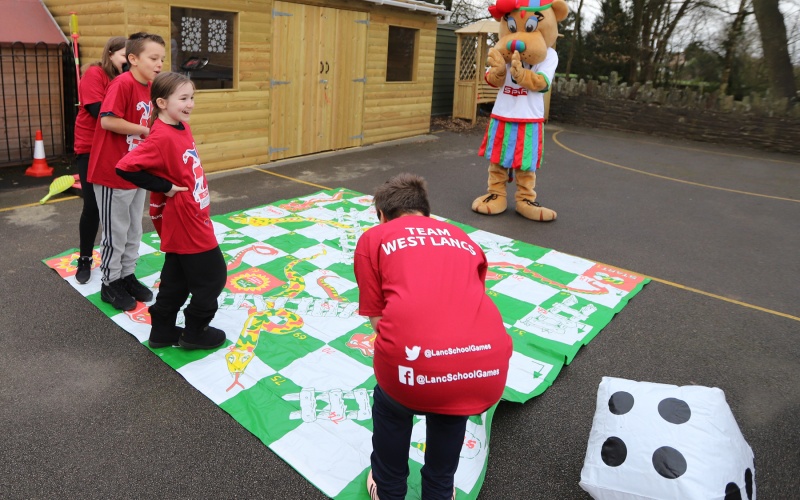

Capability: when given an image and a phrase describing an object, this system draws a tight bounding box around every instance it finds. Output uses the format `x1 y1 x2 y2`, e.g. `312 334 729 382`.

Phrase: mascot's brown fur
473 0 568 221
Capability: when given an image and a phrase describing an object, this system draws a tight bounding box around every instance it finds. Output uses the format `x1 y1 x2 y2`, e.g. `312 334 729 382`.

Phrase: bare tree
751 0 797 98
425 0 493 26
566 0 586 76
635 0 696 83
720 0 751 95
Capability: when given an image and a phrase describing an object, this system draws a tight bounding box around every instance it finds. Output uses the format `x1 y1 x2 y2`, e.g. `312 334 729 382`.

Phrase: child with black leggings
73 36 127 284
116 72 226 350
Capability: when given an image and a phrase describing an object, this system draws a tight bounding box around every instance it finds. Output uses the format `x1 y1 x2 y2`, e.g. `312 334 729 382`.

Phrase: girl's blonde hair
83 36 127 79
150 72 195 125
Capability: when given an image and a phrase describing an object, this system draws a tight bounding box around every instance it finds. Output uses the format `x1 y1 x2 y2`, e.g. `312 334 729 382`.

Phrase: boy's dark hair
150 72 194 125
126 32 166 60
373 173 431 221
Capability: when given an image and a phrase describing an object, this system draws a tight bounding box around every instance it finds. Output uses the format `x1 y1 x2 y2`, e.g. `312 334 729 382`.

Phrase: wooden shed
42 0 449 171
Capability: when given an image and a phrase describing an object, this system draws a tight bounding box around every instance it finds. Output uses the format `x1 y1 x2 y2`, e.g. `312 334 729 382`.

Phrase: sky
459 0 799 64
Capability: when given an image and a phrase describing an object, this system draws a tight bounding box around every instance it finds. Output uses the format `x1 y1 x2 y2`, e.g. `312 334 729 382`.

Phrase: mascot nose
506 40 526 53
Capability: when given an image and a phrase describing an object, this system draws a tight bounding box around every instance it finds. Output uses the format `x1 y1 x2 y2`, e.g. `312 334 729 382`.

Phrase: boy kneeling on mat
354 173 512 500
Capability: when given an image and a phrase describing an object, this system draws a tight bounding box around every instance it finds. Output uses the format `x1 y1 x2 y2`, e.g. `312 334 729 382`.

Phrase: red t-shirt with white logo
116 119 217 255
87 71 152 189
354 215 512 416
74 65 110 154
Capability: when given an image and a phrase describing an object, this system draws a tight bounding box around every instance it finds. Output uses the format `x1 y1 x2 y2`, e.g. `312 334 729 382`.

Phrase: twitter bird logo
405 345 421 361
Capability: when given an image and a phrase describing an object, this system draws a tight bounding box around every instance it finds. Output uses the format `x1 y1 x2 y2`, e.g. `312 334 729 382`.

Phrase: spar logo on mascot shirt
126 101 152 150
183 143 210 210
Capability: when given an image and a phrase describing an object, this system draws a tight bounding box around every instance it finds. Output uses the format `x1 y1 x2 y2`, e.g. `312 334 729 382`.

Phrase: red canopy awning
0 0 68 44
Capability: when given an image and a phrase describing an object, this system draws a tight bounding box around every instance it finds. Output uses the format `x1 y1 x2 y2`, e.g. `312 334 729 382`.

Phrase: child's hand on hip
166 185 189 197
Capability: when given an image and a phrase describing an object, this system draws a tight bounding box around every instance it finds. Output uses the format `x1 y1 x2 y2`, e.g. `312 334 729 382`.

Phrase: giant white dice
580 377 755 500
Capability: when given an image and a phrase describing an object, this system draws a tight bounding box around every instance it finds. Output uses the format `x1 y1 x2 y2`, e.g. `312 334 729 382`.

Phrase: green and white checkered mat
44 188 649 499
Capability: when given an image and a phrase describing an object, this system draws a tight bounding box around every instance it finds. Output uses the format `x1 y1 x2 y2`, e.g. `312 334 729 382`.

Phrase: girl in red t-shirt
72 36 127 284
116 72 226 351
87 33 165 312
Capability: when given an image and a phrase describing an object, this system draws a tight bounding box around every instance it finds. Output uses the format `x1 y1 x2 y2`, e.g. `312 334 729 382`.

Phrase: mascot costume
473 0 568 221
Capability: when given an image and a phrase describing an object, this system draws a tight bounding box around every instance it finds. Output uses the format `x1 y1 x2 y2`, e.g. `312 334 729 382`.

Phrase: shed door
270 2 367 161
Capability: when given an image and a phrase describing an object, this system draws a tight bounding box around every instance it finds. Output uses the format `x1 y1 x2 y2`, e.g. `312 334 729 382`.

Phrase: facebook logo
398 365 414 386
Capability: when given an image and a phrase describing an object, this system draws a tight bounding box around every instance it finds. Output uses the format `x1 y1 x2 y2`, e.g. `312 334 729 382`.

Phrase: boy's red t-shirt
116 119 217 255
73 65 110 154
87 71 152 189
354 215 512 416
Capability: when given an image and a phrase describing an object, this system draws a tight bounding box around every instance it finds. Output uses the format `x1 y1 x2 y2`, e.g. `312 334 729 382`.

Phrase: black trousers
76 153 100 257
149 246 226 331
371 384 468 500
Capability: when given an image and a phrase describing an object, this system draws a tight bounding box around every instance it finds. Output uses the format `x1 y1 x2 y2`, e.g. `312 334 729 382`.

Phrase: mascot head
488 0 569 66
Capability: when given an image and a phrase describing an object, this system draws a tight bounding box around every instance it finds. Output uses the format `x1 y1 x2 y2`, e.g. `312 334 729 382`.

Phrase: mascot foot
472 193 508 215
516 199 557 221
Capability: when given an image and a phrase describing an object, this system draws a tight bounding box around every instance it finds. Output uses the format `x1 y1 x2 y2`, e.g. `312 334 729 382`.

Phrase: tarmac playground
1 122 798 498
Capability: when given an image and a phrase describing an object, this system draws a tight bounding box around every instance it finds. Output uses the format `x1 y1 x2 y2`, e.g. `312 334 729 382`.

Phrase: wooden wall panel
45 0 127 63
37 0 441 170
362 11 436 144
43 0 271 172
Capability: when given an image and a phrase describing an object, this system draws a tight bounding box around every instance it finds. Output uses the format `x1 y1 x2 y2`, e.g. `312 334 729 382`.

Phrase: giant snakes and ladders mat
44 188 649 499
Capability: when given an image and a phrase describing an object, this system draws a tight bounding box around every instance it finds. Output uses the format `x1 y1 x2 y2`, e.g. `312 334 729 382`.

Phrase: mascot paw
510 52 525 80
472 193 508 215
516 199 557 221
487 48 507 74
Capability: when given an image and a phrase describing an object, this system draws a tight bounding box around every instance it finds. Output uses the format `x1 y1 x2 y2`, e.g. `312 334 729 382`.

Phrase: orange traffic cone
25 130 54 177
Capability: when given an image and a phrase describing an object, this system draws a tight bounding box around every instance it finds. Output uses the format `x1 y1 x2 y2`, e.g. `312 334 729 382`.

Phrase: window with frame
171 7 235 90
386 26 418 82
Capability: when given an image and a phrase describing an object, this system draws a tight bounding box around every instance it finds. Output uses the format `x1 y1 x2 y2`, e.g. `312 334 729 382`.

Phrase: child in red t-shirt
354 174 512 500
73 36 127 284
116 72 226 350
87 32 165 311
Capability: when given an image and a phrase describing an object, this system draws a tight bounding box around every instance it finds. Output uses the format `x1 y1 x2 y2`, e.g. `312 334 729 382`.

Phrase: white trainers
367 470 380 500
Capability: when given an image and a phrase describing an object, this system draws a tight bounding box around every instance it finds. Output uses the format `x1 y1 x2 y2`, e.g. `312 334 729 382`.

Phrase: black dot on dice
724 482 743 500
601 436 627 467
652 446 687 478
608 391 634 415
658 397 691 424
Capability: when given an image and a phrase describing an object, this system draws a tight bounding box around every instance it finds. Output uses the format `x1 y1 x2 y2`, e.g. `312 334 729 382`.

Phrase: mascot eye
525 16 539 33
505 15 518 33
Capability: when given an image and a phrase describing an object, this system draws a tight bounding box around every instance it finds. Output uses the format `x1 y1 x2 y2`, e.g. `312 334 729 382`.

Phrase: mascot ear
551 0 569 22
488 0 518 21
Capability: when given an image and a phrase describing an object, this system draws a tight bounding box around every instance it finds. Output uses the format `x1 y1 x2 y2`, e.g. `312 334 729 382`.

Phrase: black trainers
75 256 92 284
179 325 226 350
122 274 153 302
148 326 184 348
101 279 137 311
